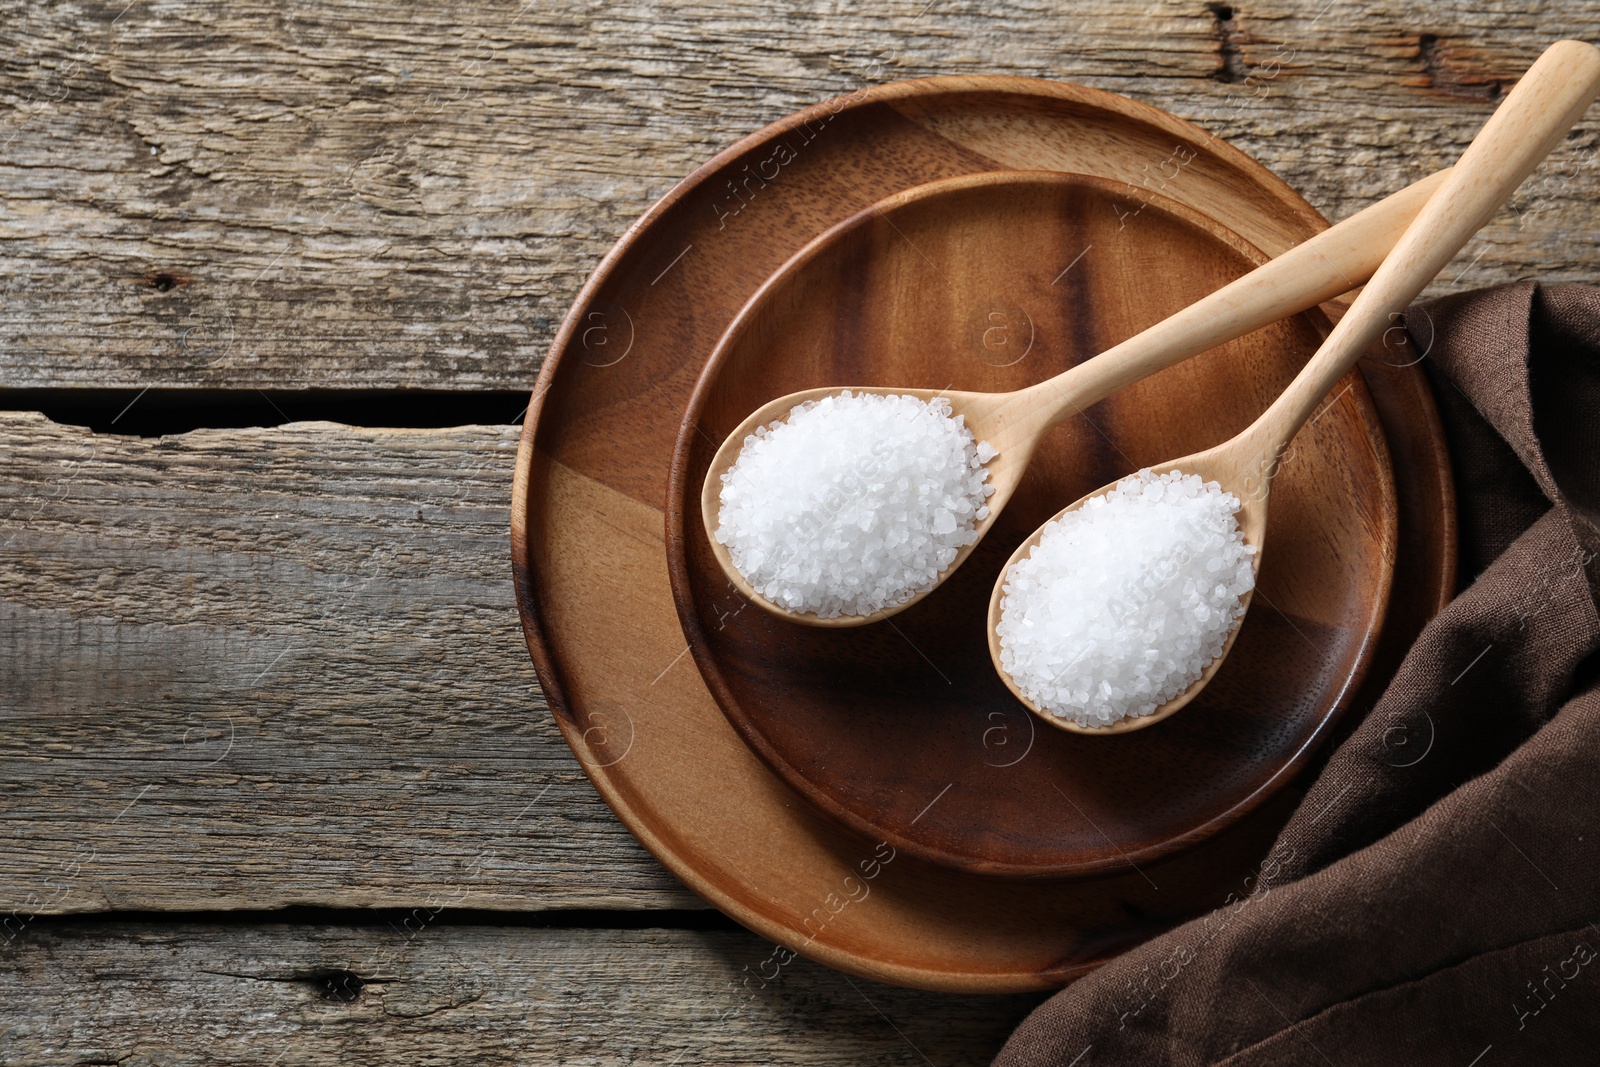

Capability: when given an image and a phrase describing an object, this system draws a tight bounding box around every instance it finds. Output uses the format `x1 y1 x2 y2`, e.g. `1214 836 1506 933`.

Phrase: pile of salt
995 468 1255 727
715 391 997 618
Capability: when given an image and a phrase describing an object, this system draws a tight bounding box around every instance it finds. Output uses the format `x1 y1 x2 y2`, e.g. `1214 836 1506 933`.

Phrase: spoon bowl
701 382 1048 627
986 444 1268 735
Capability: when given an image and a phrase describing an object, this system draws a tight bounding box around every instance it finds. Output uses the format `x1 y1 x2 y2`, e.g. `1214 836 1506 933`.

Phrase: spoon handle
1240 38 1600 464
1033 167 1451 426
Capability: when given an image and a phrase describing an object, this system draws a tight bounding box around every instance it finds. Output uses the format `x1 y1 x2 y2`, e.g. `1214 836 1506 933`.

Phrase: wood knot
312 969 366 1003
1207 3 1247 84
1417 34 1513 100
140 269 191 293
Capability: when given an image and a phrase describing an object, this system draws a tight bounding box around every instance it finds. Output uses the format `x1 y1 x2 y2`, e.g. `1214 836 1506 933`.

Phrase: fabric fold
997 283 1600 1066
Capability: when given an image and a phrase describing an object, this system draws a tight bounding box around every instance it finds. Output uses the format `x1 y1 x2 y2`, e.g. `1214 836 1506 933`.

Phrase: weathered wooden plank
0 412 697 912
0 921 1048 1065
1 0 1596 390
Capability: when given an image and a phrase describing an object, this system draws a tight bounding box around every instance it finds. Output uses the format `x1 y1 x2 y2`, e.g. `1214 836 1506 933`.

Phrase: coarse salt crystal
715 391 997 618
995 468 1255 727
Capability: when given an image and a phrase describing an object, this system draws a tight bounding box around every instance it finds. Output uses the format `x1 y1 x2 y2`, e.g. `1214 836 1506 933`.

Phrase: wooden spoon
988 38 1600 734
701 165 1451 627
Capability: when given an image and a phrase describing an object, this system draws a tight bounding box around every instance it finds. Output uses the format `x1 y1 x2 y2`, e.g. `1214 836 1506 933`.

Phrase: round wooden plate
512 76 1455 992
668 170 1396 879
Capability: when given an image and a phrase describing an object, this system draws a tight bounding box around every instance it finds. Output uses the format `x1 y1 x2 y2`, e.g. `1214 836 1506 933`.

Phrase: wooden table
3 2 1597 1062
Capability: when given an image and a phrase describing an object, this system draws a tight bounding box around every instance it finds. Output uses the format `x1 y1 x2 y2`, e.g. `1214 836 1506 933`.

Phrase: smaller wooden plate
667 171 1396 879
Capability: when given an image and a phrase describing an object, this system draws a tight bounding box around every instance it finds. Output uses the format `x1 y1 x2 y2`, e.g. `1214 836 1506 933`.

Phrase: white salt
996 468 1255 728
715 391 997 618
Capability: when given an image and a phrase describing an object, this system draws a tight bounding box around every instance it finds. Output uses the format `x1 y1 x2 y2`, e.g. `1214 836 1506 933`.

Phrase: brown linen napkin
996 282 1600 1067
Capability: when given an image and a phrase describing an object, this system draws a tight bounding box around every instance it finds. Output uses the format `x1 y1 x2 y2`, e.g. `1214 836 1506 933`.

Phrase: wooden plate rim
510 74 1454 990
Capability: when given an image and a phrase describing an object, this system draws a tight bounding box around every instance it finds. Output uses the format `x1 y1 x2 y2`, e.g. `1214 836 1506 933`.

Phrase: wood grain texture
0 922 1046 1065
1 0 1597 390
0 412 696 913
